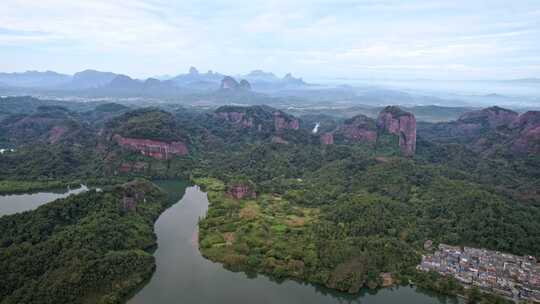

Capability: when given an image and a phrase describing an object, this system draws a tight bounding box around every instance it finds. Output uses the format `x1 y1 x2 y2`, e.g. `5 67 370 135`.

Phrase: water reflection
130 181 461 304
0 184 88 217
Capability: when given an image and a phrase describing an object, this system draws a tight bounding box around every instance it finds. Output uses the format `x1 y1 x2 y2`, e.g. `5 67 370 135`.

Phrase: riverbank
196 177 403 292
130 180 457 304
195 177 513 304
0 180 80 194
0 180 171 303
0 177 132 194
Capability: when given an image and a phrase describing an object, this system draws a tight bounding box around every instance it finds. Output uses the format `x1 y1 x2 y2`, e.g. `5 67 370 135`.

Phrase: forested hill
0 98 539 302
0 180 170 303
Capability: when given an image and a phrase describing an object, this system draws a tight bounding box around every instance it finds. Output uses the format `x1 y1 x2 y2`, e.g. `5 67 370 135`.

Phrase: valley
1 94 539 303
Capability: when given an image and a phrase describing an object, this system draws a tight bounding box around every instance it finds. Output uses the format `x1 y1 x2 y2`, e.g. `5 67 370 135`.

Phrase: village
418 243 540 302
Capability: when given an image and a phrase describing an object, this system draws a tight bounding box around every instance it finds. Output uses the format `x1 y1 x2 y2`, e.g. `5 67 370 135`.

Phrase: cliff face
113 134 188 160
418 107 539 156
220 76 239 90
227 184 255 200
273 111 299 131
510 111 540 154
377 106 417 157
214 105 299 134
340 115 378 142
214 111 254 128
459 106 518 129
318 108 416 156
220 76 252 91
320 132 334 145
1 106 85 145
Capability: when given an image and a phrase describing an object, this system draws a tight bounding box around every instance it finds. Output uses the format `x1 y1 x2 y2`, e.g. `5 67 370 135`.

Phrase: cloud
0 0 202 53
1 0 539 79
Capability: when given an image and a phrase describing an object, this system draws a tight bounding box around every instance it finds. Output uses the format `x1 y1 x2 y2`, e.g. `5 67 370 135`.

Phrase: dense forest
0 97 539 303
0 180 170 304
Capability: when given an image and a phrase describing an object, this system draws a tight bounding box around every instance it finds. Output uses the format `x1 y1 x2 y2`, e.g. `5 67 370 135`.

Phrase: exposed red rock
121 183 147 211
320 132 334 145
274 111 299 131
48 126 68 144
377 106 417 157
5 114 80 144
122 196 137 211
113 134 188 160
459 106 518 129
227 184 255 200
510 111 540 154
118 162 148 173
214 111 253 128
340 115 378 142
214 106 299 134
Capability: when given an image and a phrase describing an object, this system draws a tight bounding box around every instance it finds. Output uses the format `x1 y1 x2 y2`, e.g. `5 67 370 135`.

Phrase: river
129 180 460 304
0 184 88 217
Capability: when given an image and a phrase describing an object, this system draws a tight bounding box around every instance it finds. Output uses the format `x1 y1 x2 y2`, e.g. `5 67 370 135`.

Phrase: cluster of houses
418 243 540 302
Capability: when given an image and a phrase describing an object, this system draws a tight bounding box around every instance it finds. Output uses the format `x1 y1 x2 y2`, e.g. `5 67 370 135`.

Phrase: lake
129 180 460 304
0 185 88 217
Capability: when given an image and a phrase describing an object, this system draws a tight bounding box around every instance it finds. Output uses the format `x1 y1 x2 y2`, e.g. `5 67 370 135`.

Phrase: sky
1 0 539 80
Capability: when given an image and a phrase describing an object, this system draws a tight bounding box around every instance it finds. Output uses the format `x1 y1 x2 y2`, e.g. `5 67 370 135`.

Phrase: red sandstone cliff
320 132 334 145
340 115 378 142
214 111 254 128
227 184 255 200
459 106 519 129
510 111 540 154
113 134 188 160
214 106 299 134
273 111 299 132
377 106 417 157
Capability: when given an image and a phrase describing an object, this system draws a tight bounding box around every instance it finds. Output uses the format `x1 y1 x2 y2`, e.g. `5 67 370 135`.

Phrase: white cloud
1 0 539 79
0 0 203 53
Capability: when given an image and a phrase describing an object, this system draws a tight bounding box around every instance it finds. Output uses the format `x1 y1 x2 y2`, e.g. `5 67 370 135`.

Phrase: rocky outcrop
227 184 255 200
220 76 251 91
419 107 539 156
318 108 416 156
377 106 417 157
282 73 306 86
214 111 253 128
189 66 199 75
510 111 540 154
1 106 84 145
220 76 239 90
122 196 138 211
340 115 378 142
118 162 148 173
113 134 188 160
48 126 68 144
273 111 299 131
214 105 299 134
320 132 334 145
120 181 149 212
239 79 252 90
458 106 518 129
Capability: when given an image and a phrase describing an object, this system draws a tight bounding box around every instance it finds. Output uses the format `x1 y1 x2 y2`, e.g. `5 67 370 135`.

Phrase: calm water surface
0 185 88 217
130 180 460 304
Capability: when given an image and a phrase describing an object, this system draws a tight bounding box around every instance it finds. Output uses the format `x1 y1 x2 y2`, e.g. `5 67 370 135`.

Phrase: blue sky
1 0 539 80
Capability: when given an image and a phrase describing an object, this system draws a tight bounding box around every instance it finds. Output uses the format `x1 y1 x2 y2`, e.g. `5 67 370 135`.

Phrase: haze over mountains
0 67 538 111
0 67 306 92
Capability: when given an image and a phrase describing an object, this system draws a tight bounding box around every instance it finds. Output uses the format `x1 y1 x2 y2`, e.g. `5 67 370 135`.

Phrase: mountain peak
189 66 199 75
220 76 252 91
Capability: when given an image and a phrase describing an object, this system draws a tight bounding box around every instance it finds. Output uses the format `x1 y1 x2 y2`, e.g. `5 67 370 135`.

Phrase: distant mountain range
502 78 540 84
0 67 308 96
